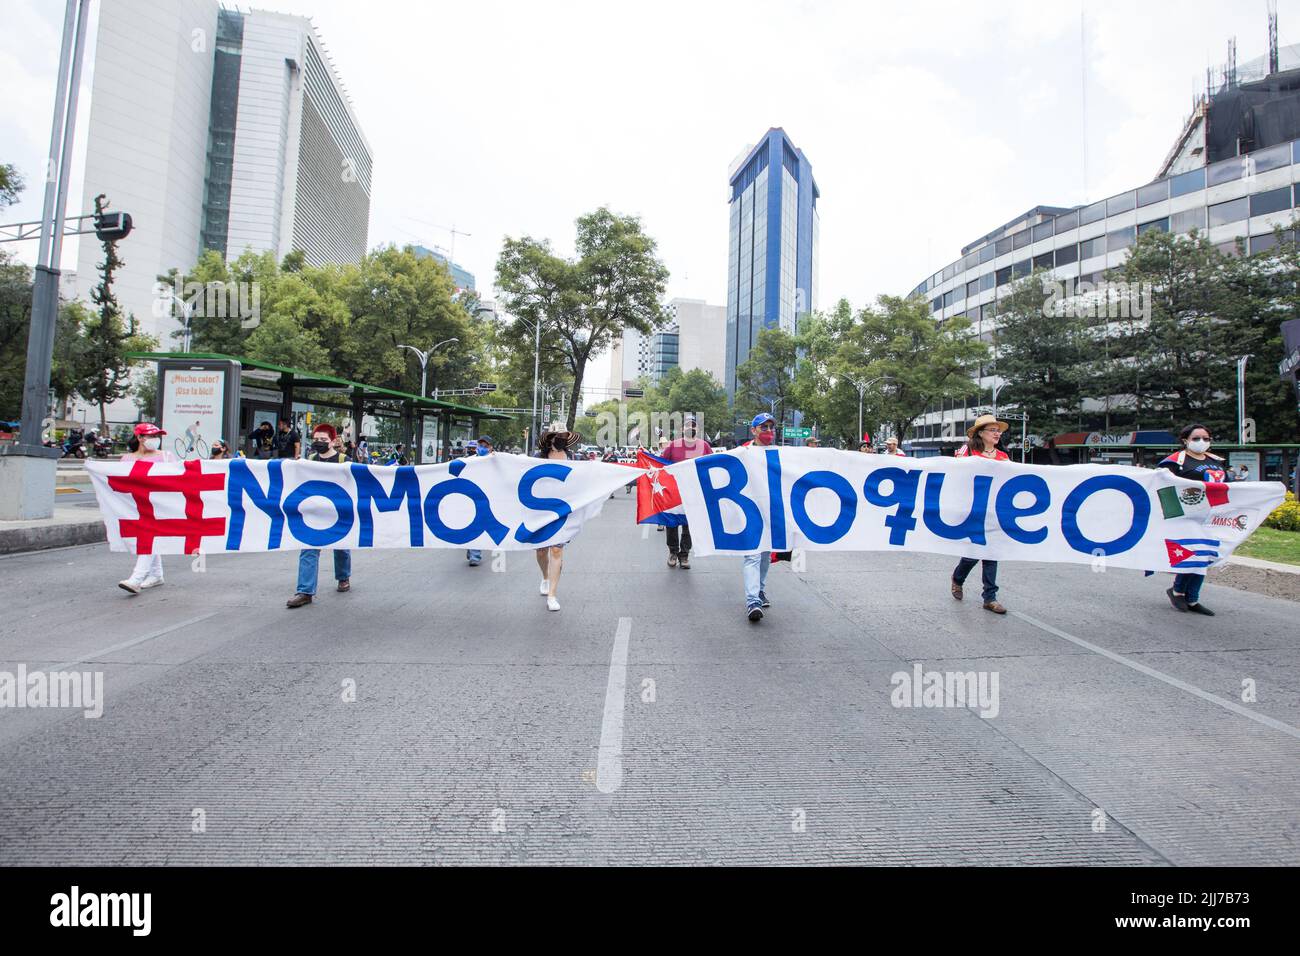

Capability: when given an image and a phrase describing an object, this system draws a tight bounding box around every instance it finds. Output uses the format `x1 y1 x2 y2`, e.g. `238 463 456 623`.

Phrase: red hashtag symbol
107 459 227 554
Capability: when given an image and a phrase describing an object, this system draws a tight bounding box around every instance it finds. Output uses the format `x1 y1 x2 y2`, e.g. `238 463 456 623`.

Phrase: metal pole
530 318 541 454
1021 415 1027 463
1237 355 1250 444
857 386 863 442
16 0 84 457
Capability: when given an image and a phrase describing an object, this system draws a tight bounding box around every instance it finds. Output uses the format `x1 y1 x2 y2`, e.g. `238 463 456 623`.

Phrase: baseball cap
476 435 494 447
750 412 775 428
133 422 165 437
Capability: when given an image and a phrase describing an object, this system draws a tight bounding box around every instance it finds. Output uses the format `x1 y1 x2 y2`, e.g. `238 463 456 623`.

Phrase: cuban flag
1165 538 1221 569
635 449 687 527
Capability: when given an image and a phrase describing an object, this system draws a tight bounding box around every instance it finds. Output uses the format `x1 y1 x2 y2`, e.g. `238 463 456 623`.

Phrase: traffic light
93 210 132 242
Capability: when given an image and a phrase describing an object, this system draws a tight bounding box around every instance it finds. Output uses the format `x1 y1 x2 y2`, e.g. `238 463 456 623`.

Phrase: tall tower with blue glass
724 128 819 412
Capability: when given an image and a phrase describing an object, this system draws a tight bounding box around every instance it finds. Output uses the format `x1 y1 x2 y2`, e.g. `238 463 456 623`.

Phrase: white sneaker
139 575 165 589
547 596 561 612
118 577 143 594
540 579 549 596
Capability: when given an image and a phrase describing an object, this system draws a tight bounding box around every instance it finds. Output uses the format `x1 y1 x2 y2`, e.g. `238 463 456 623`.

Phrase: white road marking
1010 609 1300 740
47 612 220 672
596 616 632 793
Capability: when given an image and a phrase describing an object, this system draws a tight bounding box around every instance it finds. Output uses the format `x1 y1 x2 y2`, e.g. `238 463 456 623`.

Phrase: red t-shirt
660 437 713 462
954 445 1009 460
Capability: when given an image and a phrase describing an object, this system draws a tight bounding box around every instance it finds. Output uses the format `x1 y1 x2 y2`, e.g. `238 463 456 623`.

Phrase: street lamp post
1236 355 1252 444
397 338 458 464
991 380 1009 418
849 376 892 443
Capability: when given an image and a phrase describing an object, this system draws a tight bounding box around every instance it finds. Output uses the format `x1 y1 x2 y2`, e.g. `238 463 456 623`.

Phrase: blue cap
750 412 775 428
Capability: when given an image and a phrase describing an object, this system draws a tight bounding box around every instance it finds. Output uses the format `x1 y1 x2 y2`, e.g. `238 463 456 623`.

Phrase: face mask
756 429 775 445
476 445 490 456
143 437 161 451
312 440 331 454
1187 438 1211 453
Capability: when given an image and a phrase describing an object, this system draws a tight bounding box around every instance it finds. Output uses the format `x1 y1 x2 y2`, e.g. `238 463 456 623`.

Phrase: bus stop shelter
131 352 511 464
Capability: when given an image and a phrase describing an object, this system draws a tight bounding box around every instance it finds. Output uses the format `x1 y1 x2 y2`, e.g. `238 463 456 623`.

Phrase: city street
0 494 1295 866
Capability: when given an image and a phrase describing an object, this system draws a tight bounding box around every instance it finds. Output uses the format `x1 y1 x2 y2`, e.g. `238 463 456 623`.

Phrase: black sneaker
1166 587 1189 612
759 591 770 608
1187 603 1215 616
747 605 764 622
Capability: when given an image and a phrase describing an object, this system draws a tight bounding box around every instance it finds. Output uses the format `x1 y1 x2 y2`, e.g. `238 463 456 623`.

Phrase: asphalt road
0 494 1296 865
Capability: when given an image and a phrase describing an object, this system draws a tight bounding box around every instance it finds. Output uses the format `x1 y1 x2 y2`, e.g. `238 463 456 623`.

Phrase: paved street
0 493 1296 866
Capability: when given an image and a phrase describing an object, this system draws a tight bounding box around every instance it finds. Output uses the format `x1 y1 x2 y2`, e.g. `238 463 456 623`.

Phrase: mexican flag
1157 482 1229 518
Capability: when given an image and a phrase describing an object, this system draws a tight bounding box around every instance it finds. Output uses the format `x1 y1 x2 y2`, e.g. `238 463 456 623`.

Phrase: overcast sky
2 0 1294 372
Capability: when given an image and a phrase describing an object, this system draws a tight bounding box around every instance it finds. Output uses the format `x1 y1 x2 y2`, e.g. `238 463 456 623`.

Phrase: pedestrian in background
273 418 300 459
884 437 905 457
950 414 1010 615
286 424 352 608
117 423 177 594
1157 423 1234 616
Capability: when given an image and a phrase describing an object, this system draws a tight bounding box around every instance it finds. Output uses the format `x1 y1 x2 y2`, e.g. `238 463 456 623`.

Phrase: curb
1210 561 1300 604
0 521 106 555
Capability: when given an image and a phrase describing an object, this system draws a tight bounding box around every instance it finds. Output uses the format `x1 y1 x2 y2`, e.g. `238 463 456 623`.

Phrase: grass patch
1235 526 1300 566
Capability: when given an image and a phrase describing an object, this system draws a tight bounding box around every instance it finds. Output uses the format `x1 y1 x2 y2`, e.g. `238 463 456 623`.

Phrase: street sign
624 388 644 398
784 426 811 439
476 382 497 392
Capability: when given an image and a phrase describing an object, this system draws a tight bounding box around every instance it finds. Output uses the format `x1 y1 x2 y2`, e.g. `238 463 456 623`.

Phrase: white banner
667 447 1285 573
85 449 1285 574
86 455 635 555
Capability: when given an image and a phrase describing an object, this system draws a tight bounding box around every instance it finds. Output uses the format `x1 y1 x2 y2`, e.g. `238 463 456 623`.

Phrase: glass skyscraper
724 128 819 402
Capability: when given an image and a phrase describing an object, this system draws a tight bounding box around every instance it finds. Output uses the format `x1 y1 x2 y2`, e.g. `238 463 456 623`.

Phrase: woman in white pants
118 422 178 594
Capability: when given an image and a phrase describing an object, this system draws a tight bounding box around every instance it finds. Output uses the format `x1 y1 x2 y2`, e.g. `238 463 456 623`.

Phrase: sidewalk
1213 553 1300 602
0 500 105 554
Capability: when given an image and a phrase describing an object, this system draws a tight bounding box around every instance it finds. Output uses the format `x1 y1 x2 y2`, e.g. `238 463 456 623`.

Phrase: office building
411 244 475 292
724 128 819 401
75 0 372 347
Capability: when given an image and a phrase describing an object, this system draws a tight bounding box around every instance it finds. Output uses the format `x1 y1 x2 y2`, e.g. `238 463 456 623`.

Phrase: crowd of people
113 416 1244 622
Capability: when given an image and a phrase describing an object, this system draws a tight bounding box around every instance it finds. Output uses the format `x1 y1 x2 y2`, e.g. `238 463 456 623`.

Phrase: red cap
311 423 337 441
134 422 165 437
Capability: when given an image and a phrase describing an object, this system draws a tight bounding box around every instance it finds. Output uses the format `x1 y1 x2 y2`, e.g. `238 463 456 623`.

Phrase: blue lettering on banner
766 449 787 551
226 458 285 550
1061 475 1149 555
995 474 1051 544
515 463 574 544
423 459 509 546
922 472 993 545
790 471 857 544
284 479 355 547
861 467 921 546
352 464 423 547
697 455 762 551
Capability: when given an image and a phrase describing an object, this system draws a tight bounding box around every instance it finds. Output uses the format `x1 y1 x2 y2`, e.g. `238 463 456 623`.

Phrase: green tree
0 162 22 208
666 367 728 442
991 269 1090 458
82 195 155 429
794 299 863 445
131 367 157 419
496 207 669 431
735 326 798 431
844 294 988 443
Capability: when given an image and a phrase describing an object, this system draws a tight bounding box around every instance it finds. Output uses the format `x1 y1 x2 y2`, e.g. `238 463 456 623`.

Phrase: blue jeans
1172 572 1204 604
953 557 998 603
743 551 771 608
297 549 351 595
466 549 482 563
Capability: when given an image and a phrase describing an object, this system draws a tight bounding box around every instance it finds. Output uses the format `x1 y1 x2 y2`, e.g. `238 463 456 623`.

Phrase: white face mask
143 437 161 451
1187 438 1210 453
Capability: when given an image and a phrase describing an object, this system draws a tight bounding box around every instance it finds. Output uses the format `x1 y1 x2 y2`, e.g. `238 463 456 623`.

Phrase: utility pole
0 0 91 521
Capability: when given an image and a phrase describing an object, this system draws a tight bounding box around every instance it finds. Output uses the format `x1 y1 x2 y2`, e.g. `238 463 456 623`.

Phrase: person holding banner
466 436 495 566
950 415 1010 614
659 417 713 568
1157 424 1234 616
535 430 579 611
742 412 778 622
117 423 177 595
286 424 352 608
